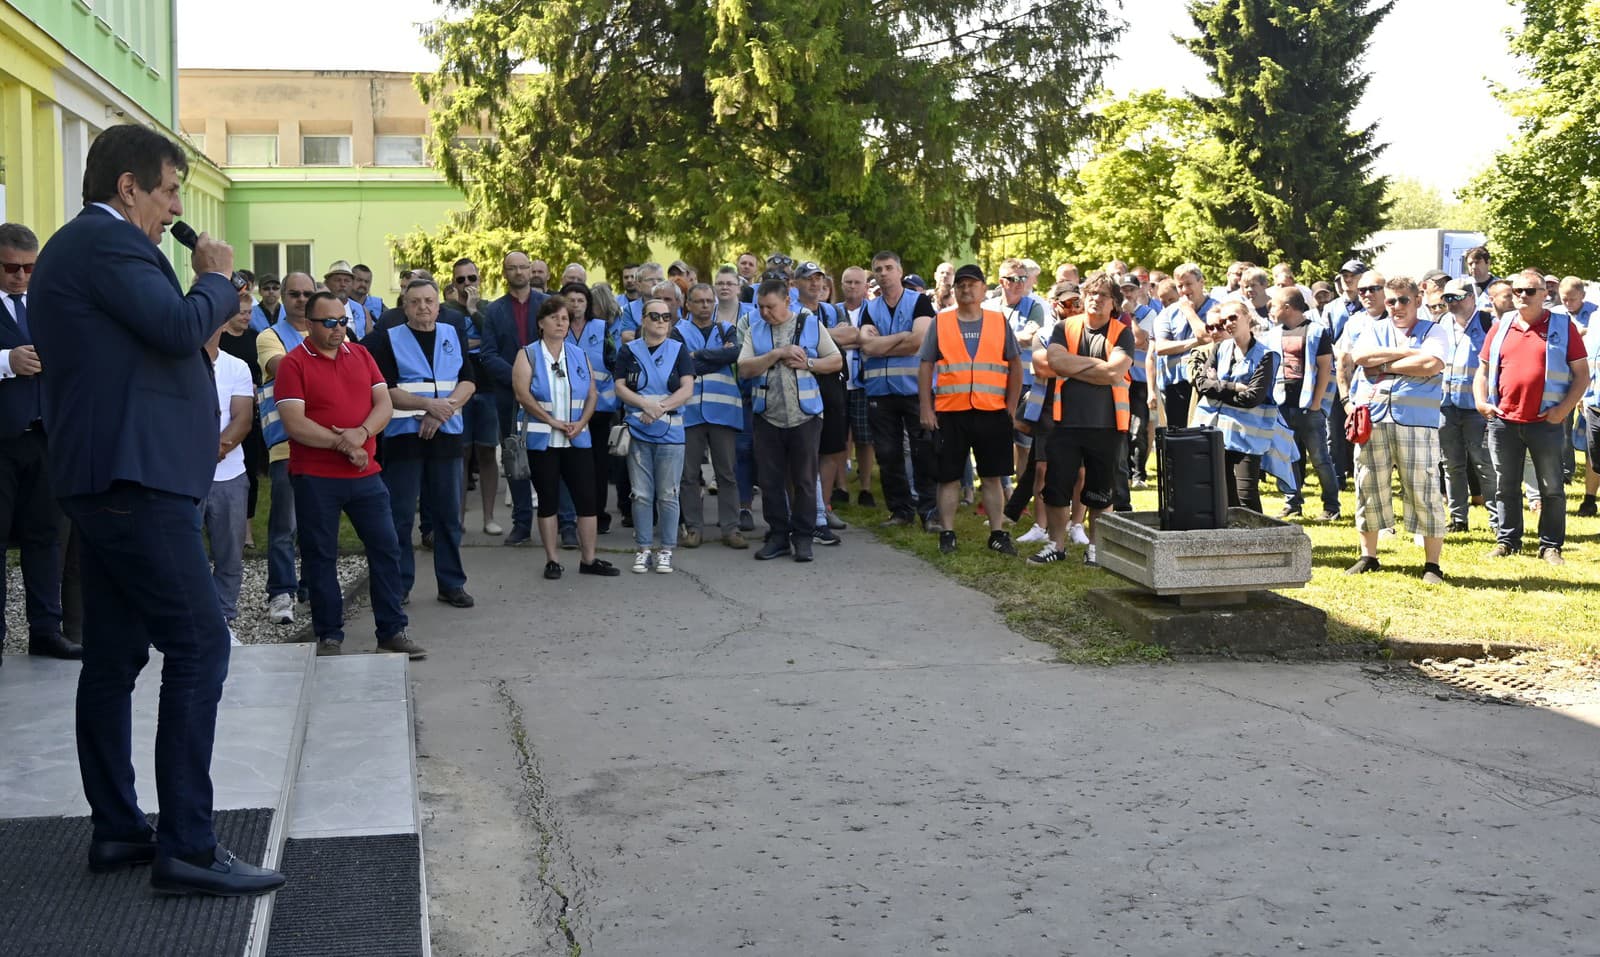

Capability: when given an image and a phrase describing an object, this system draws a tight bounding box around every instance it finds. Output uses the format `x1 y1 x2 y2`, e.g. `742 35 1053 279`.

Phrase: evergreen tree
1177 0 1392 275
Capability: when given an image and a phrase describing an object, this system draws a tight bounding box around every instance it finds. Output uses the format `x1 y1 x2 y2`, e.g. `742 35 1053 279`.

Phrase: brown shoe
316 639 342 657
680 527 703 549
1486 543 1517 558
1539 546 1566 566
376 632 428 660
722 530 749 549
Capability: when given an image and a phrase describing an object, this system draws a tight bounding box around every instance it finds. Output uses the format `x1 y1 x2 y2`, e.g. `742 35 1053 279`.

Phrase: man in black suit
29 125 285 897
0 223 78 663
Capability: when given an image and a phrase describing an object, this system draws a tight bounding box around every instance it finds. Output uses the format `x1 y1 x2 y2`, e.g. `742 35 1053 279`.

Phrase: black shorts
934 409 1015 483
1042 427 1123 510
818 371 849 455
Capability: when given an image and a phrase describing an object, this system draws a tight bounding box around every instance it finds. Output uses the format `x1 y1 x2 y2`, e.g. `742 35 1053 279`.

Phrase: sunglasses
1358 284 1384 294
1 262 35 275
1442 293 1467 303
1512 287 1543 296
1002 275 1027 283
454 274 478 285
260 284 281 292
315 317 350 328
284 290 312 299
1205 318 1237 333
1384 296 1413 307
1054 297 1082 308
644 311 674 321
550 360 565 379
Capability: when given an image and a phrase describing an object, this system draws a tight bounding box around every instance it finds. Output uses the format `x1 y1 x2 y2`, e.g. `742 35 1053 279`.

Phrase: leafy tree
1381 177 1484 232
1464 0 1600 275
1176 0 1392 276
411 0 1115 275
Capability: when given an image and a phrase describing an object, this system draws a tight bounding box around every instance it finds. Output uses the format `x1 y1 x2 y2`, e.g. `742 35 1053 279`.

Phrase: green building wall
8 0 174 125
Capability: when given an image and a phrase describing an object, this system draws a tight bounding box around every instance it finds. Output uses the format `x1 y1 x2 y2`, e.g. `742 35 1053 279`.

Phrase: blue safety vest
569 318 616 414
1263 319 1333 414
1196 339 1299 490
623 337 685 444
520 340 592 451
1441 319 1486 410
1353 319 1444 428
1486 311 1573 416
258 319 306 448
1154 296 1218 388
1130 303 1158 384
749 311 823 416
677 320 743 429
861 290 923 396
346 300 368 340
249 302 281 333
363 295 385 322
384 323 465 437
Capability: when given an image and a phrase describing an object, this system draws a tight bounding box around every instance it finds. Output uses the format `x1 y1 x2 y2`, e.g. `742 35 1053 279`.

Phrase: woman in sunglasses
613 297 697 574
1191 300 1297 513
513 297 620 579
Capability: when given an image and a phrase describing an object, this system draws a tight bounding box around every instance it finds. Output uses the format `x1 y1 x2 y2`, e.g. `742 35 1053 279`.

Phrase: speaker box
1157 426 1228 531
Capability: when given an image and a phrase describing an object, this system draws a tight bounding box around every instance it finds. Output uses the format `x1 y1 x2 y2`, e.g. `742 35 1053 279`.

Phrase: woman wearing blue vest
614 297 697 574
1192 300 1291 513
512 297 621 580
558 282 620 533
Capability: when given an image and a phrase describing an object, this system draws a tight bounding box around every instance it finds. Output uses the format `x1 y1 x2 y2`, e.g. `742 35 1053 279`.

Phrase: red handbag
1345 404 1372 445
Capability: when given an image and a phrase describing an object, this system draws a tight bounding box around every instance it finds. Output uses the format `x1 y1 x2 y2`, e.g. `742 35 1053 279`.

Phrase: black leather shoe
151 846 286 897
437 588 475 608
88 831 157 873
791 534 814 563
29 631 83 660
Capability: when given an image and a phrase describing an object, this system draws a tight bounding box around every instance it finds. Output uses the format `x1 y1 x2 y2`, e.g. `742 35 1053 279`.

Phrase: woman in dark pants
1191 300 1281 512
559 282 618 531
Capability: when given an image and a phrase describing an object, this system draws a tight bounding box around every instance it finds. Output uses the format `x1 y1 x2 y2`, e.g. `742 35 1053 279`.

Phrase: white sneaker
228 625 242 647
1017 524 1049 544
268 593 294 625
484 520 504 535
655 549 674 574
1068 523 1090 546
1378 526 1395 538
632 549 653 573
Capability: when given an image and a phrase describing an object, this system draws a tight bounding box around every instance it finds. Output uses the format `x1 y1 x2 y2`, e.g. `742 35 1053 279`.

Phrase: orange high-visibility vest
932 307 1010 412
1053 314 1130 430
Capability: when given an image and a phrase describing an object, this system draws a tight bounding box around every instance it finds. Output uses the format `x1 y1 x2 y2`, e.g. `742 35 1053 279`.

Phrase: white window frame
227 134 278 166
301 135 352 167
374 134 427 166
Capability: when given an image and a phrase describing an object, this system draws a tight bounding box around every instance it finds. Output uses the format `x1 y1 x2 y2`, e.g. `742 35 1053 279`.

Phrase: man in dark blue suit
29 125 285 897
0 223 78 663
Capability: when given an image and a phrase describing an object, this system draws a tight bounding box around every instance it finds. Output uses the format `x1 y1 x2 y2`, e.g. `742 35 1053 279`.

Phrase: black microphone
170 221 199 250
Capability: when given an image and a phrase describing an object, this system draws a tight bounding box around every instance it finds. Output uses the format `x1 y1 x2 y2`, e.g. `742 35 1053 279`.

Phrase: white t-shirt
213 350 254 483
540 342 573 449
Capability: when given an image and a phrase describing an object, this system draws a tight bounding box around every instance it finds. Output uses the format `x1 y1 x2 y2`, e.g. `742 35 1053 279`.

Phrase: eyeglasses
454 274 478 285
1053 298 1081 309
1 263 34 275
644 311 674 321
1002 275 1027 284
1384 296 1413 307
1512 287 1543 297
284 290 312 299
550 360 565 379
260 284 280 292
1426 301 1448 311
1358 284 1384 294
1442 294 1467 303
315 317 350 329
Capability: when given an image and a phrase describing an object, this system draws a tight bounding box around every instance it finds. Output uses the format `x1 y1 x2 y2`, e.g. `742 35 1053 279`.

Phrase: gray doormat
0 807 273 957
264 834 423 957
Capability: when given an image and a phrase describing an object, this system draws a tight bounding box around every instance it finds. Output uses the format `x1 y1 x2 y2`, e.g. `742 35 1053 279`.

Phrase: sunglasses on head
1385 296 1413 307
1512 287 1543 296
316 317 350 329
1358 284 1384 294
454 274 478 285
1 263 35 275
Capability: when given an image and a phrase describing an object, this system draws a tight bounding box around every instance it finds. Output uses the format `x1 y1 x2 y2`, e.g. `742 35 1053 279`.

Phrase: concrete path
348 520 1600 957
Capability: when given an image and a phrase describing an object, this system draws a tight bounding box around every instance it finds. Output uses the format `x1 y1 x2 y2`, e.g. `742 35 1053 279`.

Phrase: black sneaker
858 491 877 508
755 537 792 560
1026 544 1066 565
791 534 814 563
579 558 621 577
559 526 579 550
738 508 756 532
1578 498 1597 517
938 530 957 554
437 588 475 608
620 513 634 529
543 560 563 580
1421 563 1446 585
813 527 842 546
1446 520 1470 533
831 488 849 506
987 530 1017 556
1344 555 1381 575
504 526 532 547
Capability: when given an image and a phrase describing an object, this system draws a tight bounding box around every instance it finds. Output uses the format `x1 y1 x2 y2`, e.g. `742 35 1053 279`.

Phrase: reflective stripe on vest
677 320 744 429
521 340 592 451
1486 311 1572 416
571 318 616 413
749 312 823 417
1198 339 1280 455
862 290 923 396
258 319 306 448
932 308 1010 412
624 337 685 444
1352 318 1444 428
1442 320 1484 410
1052 315 1130 430
385 323 465 437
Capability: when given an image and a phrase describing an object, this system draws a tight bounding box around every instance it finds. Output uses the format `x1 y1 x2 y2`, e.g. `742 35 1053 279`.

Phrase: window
302 135 352 166
227 134 278 166
375 135 426 166
450 136 495 152
251 242 313 279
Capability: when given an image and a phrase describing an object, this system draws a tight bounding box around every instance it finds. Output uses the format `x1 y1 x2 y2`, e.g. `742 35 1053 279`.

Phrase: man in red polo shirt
274 291 426 658
1475 267 1590 564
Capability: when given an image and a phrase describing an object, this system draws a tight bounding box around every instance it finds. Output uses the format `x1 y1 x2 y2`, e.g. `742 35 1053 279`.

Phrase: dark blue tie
9 295 28 341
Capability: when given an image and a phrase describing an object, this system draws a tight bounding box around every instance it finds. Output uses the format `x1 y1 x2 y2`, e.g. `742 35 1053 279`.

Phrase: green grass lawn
249 473 366 555
834 469 1600 664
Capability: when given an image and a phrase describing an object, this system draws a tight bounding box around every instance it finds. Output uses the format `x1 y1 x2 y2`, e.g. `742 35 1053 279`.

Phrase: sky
175 0 1523 196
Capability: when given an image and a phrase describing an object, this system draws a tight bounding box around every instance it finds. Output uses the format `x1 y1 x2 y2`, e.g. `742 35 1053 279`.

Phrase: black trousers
1162 382 1193 429
753 415 822 540
1225 449 1262 513
1127 381 1150 481
0 429 62 642
867 393 936 519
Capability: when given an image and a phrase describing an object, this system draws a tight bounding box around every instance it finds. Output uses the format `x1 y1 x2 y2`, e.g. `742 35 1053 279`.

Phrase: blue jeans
65 484 230 859
1439 405 1498 528
266 458 299 599
1280 404 1340 513
628 440 685 549
201 473 250 621
291 473 408 644
381 455 467 594
1487 418 1566 550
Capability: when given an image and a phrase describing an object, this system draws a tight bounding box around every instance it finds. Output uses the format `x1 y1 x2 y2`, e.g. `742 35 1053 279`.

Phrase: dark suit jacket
479 291 547 432
29 206 238 501
0 296 43 438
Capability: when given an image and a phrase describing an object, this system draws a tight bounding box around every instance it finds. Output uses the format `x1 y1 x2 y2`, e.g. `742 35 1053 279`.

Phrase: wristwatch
806 357 815 371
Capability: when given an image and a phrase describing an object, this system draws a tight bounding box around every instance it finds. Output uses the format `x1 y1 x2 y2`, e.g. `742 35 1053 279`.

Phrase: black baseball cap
1340 259 1368 275
795 261 824 279
953 264 985 284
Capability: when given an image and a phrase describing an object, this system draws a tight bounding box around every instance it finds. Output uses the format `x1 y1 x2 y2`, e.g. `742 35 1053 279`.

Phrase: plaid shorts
847 388 872 445
1354 419 1447 538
